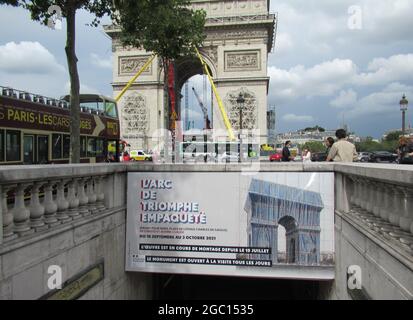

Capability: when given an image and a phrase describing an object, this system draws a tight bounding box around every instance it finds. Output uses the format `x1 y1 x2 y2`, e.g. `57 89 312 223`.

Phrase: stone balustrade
0 164 126 245
2 162 412 249
334 163 413 258
0 162 412 299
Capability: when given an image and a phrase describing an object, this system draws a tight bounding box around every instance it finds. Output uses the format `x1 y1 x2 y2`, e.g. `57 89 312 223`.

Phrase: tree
1 0 206 163
1 0 115 163
302 126 325 132
114 0 206 61
113 0 206 143
384 130 402 142
299 141 326 153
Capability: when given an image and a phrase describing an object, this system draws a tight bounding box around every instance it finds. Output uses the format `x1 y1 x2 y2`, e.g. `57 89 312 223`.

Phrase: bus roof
61 93 116 103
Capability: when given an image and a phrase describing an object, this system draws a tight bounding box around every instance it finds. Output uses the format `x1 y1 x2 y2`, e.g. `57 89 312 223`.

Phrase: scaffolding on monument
114 48 235 141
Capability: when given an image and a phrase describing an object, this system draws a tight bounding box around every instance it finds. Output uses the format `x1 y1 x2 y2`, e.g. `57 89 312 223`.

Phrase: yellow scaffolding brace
114 49 235 141
194 48 235 141
115 54 156 102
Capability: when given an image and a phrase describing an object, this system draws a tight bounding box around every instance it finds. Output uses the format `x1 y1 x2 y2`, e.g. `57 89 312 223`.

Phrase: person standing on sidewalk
282 140 293 162
326 129 357 162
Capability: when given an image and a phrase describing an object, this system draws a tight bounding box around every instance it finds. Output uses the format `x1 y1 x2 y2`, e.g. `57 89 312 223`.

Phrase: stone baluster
388 185 405 227
43 181 60 227
358 178 369 211
1 185 18 241
371 182 385 218
67 179 81 219
77 178 90 216
354 177 364 209
12 183 34 236
86 177 98 214
95 176 106 212
379 184 393 222
349 176 358 208
29 182 48 232
56 179 71 223
397 187 413 233
365 181 376 213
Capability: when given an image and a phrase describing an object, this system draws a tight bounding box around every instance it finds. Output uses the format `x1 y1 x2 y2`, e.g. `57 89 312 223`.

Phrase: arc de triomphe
105 0 276 150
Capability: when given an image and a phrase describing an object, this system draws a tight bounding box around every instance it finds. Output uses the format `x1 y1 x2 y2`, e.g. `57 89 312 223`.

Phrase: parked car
357 152 371 162
217 151 239 163
368 151 398 163
269 153 282 162
130 150 153 161
311 152 328 162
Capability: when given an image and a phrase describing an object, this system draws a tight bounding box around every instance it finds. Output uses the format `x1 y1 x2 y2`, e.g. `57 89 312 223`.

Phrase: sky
0 0 412 138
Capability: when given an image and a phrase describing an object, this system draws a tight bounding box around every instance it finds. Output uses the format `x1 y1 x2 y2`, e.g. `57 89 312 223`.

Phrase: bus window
97 101 105 113
63 135 70 158
80 136 87 158
96 139 104 156
6 130 21 162
105 102 117 118
87 137 97 157
52 134 62 159
0 130 4 162
80 101 99 111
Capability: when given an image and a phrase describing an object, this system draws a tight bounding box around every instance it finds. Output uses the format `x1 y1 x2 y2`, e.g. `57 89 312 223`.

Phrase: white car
217 151 240 163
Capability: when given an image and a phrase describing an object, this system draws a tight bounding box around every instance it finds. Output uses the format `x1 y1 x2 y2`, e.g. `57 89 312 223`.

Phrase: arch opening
278 216 298 264
175 54 215 131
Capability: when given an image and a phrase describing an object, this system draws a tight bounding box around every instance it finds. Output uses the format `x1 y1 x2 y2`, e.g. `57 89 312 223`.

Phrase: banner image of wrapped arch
244 179 324 266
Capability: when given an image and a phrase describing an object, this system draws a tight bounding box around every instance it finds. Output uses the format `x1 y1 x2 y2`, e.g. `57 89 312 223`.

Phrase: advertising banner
126 172 335 280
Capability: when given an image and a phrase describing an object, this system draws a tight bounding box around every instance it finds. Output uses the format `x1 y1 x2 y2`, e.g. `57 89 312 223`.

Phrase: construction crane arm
195 48 235 140
192 87 208 118
192 87 211 130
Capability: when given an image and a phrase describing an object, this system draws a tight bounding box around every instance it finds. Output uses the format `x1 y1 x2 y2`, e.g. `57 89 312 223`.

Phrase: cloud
330 89 358 108
0 41 65 74
90 53 112 69
186 109 204 122
346 82 413 119
282 114 314 123
274 33 294 55
64 81 100 95
268 58 357 101
354 54 413 86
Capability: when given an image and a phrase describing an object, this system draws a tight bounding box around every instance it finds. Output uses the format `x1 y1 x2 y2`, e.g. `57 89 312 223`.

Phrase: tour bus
0 86 121 165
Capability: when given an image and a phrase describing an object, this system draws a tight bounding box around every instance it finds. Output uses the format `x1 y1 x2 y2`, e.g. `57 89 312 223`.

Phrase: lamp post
236 93 245 162
400 94 408 136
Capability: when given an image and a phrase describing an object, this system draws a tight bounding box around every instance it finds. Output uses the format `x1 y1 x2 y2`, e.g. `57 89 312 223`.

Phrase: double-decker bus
0 86 121 165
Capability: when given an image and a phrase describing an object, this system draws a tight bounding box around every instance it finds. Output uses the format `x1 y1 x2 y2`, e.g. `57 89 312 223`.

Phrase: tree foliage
301 125 325 132
384 130 403 142
113 0 206 60
299 141 326 153
1 0 206 162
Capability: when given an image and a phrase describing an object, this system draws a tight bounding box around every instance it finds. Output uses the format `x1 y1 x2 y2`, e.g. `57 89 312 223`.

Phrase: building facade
104 0 276 150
